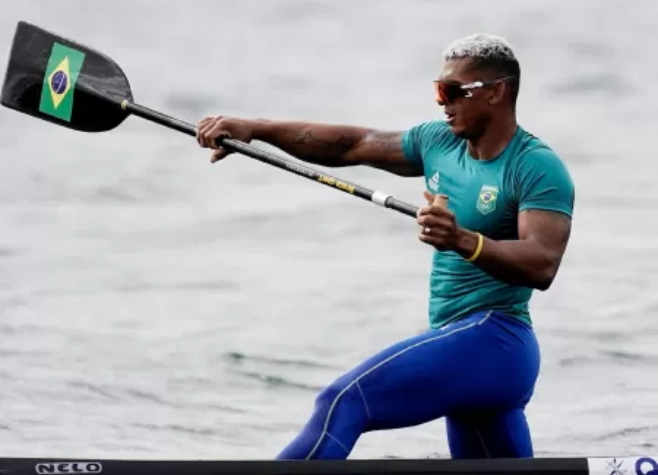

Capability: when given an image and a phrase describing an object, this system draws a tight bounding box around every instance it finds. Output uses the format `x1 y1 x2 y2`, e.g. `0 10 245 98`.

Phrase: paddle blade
1 21 133 132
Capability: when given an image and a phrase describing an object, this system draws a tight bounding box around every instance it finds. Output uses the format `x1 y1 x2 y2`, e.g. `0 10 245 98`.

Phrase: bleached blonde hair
442 33 521 104
443 33 517 63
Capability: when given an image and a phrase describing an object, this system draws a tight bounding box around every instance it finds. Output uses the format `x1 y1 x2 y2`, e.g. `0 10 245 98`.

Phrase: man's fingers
209 128 233 150
419 226 451 239
433 194 449 208
418 204 453 216
423 190 434 205
211 148 229 163
417 205 436 216
199 121 219 148
417 212 454 228
418 233 449 250
417 214 443 227
422 191 448 208
196 117 215 146
197 117 227 148
196 117 213 132
417 192 454 251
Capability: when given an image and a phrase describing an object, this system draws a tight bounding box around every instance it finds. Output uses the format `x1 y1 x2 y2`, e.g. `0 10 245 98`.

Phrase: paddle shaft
123 101 420 218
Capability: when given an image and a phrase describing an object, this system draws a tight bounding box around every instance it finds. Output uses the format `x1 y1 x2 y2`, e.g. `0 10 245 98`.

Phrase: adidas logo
428 172 439 192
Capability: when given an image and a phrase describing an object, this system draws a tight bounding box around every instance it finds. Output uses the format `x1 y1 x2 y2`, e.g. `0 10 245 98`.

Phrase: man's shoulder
412 119 451 131
513 127 570 172
408 119 450 138
511 127 575 215
402 120 459 165
408 120 460 150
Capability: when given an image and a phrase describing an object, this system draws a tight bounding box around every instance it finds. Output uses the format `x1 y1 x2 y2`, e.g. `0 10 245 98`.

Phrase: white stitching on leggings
325 432 350 455
355 381 371 419
304 312 492 459
475 426 491 458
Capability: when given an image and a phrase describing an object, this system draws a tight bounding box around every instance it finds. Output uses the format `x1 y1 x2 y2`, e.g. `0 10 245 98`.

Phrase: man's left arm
454 209 572 290
458 148 575 290
418 148 575 290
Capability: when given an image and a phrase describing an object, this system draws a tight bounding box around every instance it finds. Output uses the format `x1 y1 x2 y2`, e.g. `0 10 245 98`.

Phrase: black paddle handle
124 101 420 218
219 138 420 218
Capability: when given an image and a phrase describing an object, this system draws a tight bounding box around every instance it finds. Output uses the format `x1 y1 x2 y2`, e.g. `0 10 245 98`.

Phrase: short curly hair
443 33 521 105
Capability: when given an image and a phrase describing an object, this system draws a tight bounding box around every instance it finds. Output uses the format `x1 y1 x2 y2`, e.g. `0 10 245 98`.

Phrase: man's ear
488 81 507 106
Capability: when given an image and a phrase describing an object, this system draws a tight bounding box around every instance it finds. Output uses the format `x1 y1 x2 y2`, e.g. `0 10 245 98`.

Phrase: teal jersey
402 121 575 329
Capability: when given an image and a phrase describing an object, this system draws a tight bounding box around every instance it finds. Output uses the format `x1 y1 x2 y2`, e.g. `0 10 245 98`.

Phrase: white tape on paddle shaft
371 191 391 207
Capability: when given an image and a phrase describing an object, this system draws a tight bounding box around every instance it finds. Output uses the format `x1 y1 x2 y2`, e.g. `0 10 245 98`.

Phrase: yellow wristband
466 233 484 262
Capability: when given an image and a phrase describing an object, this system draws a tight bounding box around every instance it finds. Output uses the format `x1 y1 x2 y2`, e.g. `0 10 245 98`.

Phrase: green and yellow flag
38 42 85 122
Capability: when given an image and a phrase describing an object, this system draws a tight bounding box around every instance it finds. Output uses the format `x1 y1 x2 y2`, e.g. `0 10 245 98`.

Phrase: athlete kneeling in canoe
196 33 575 460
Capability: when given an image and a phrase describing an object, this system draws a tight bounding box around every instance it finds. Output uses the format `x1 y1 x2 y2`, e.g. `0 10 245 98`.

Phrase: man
196 33 574 460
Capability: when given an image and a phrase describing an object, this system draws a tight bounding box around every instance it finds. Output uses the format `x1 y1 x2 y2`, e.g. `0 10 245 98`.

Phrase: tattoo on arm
356 130 423 176
268 124 418 175
367 130 404 153
289 130 358 164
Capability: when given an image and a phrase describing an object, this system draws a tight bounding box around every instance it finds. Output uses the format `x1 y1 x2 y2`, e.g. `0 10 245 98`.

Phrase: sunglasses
433 76 516 103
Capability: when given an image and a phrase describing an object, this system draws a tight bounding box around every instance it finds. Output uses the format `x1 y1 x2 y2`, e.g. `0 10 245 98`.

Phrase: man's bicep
518 209 572 256
516 146 575 254
347 130 424 177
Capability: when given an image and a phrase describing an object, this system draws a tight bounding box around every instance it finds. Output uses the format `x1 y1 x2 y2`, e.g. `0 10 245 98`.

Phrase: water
1 0 658 461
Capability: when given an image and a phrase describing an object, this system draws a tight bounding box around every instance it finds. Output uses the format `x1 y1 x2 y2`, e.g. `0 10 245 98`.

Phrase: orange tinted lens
433 81 446 102
434 81 463 103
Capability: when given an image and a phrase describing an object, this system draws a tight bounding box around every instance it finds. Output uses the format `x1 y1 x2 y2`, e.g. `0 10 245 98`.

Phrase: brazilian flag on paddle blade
1 21 132 132
38 43 86 122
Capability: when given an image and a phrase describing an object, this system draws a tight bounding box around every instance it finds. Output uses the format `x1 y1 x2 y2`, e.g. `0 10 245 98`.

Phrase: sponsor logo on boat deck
38 42 86 122
635 457 658 475
587 456 658 475
35 462 102 474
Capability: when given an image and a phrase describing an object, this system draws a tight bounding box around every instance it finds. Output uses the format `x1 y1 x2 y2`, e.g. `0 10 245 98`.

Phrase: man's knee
313 378 369 428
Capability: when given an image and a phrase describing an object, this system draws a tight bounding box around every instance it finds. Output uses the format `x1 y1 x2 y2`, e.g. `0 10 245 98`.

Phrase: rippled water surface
1 0 658 460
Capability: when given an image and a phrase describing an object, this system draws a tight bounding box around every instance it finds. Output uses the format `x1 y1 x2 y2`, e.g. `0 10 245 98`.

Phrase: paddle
1 21 420 218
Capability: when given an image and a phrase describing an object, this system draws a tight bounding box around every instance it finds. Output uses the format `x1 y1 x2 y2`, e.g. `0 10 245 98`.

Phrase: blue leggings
276 310 541 459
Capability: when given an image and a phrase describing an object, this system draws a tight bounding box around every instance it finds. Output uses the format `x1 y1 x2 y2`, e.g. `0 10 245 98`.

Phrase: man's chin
448 122 468 138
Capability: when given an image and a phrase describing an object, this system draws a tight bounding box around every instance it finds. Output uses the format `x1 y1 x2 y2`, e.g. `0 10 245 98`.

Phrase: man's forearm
251 119 372 167
455 230 560 290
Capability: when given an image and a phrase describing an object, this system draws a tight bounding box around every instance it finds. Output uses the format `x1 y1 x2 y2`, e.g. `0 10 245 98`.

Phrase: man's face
434 58 495 140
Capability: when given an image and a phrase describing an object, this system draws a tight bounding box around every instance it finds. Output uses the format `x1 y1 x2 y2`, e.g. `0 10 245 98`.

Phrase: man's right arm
196 116 424 177
253 119 422 177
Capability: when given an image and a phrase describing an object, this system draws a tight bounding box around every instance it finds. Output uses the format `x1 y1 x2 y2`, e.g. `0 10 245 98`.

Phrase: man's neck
466 113 518 160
